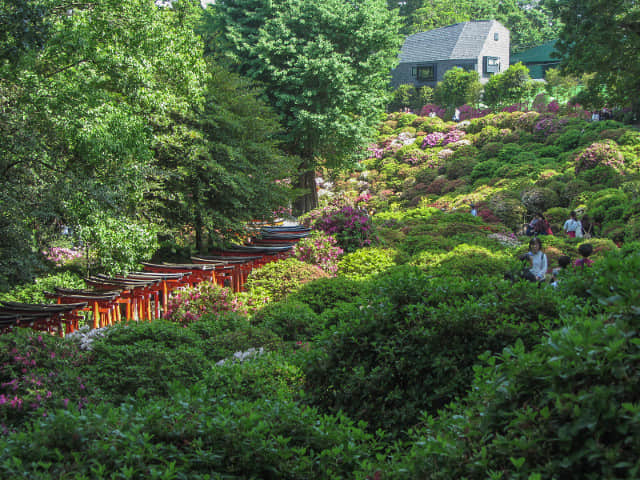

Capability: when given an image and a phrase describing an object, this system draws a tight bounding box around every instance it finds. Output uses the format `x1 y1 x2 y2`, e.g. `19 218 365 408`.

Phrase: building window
483 56 500 74
414 64 435 82
494 32 499 41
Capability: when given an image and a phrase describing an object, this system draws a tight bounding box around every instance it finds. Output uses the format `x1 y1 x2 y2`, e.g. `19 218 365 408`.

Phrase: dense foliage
2 1 640 477
210 0 403 211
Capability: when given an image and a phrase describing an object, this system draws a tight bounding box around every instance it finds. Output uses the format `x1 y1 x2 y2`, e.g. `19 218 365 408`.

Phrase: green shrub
486 193 526 230
288 276 367 314
470 159 501 182
577 163 625 189
198 351 305 402
392 313 640 479
520 186 559 213
252 300 322 342
624 214 640 242
586 189 629 224
245 258 329 303
0 389 378 479
303 269 555 438
337 247 398 280
556 126 583 151
428 244 512 277
0 272 85 304
82 321 212 403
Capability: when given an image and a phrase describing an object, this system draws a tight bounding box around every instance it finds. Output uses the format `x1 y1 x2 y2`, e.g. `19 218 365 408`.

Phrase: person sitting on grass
575 243 594 268
550 255 571 287
518 237 548 282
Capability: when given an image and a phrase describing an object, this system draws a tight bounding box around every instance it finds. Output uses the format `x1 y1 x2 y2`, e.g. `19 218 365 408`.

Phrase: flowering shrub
437 148 455 160
313 204 375 253
547 100 560 113
501 103 528 113
458 104 491 121
442 129 466 146
421 131 445 148
574 141 625 174
420 103 446 118
0 331 91 429
293 231 343 275
534 116 564 137
164 282 247 324
42 247 84 267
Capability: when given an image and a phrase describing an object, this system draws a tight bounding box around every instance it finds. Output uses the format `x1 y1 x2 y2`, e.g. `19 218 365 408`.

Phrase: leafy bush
0 389 378 479
520 186 560 213
0 272 85 304
251 300 322 342
303 269 554 438
293 231 343 275
288 276 367 314
337 247 397 280
191 313 283 360
586 189 629 224
313 204 375 253
245 258 328 303
428 244 512 277
486 193 526 230
574 141 625 174
82 321 213 403
197 351 305 402
392 313 640 479
0 331 92 429
164 281 247 324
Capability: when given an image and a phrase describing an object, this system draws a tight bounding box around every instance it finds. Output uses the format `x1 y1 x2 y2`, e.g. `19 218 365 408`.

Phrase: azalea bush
303 269 552 438
42 246 84 268
313 204 375 253
0 331 92 430
337 247 398 280
164 281 247 324
244 258 328 303
574 141 625 174
293 231 343 275
251 300 322 342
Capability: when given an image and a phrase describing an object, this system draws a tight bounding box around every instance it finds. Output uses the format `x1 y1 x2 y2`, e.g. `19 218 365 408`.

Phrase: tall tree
152 63 294 252
545 0 640 112
209 0 403 213
0 0 294 283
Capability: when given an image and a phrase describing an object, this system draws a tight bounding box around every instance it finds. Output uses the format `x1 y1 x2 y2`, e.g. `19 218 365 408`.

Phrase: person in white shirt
519 237 548 282
563 211 582 238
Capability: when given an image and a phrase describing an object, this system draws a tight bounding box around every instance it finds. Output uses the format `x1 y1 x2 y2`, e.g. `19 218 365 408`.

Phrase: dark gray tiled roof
399 21 495 62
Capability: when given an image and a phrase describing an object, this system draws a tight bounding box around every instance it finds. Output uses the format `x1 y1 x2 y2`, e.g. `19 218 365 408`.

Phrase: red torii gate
0 301 88 337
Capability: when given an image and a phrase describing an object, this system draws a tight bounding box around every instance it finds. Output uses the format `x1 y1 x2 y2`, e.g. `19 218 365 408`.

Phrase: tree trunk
292 169 318 216
195 212 205 254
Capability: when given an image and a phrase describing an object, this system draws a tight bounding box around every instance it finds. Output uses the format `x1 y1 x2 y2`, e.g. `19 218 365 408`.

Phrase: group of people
516 237 594 285
525 211 594 239
562 211 595 238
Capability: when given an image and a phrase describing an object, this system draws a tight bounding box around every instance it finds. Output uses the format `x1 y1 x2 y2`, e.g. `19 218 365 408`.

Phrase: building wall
390 22 511 88
477 22 510 82
391 59 477 88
